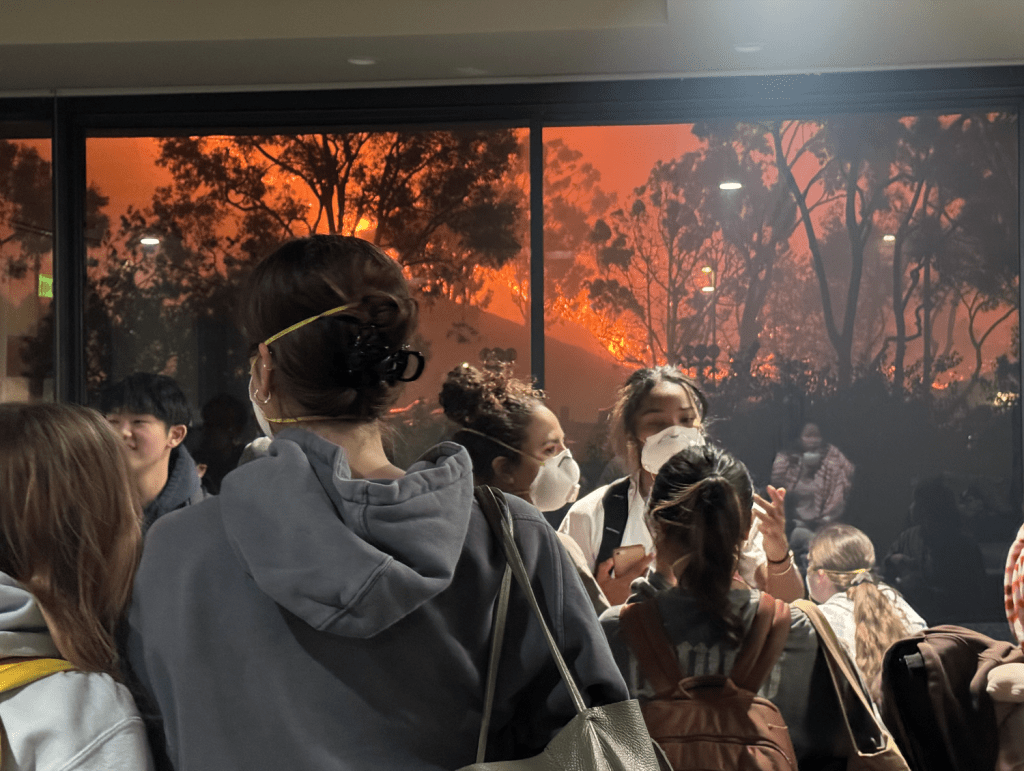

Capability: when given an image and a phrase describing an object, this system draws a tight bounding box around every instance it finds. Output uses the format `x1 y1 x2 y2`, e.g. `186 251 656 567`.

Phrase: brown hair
439 362 544 484
609 365 707 472
241 236 420 422
809 524 913 699
0 403 142 678
647 444 752 641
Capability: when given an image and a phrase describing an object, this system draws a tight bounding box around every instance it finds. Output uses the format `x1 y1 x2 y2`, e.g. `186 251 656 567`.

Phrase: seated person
100 372 205 532
883 475 986 624
601 444 853 768
771 421 855 570
807 523 926 700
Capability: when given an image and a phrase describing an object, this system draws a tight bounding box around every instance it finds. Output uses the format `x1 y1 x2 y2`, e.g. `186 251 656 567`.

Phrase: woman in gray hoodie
126 235 628 770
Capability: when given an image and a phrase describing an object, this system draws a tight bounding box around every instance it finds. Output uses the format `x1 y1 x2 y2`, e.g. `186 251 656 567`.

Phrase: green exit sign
38 274 53 298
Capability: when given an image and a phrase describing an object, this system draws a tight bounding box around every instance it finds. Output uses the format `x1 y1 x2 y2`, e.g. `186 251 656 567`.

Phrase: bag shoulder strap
619 599 686 697
596 477 632 567
793 598 907 765
0 658 76 694
473 487 514 764
730 594 791 692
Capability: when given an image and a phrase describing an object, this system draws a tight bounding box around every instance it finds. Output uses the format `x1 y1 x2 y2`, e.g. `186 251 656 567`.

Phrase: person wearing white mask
771 421 855 571
559 365 803 606
439 363 610 610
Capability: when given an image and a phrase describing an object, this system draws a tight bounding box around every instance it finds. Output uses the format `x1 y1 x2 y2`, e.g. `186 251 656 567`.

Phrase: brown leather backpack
619 593 796 771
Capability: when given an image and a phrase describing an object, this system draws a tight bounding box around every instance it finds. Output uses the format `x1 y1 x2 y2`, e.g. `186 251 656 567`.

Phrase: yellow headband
263 302 356 347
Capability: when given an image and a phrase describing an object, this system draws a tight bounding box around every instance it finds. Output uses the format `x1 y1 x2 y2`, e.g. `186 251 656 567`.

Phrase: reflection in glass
544 115 1019 626
0 137 55 402
85 129 530 466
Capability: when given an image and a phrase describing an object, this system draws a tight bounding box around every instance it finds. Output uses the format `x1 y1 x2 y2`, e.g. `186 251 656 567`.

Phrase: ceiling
2 0 1023 96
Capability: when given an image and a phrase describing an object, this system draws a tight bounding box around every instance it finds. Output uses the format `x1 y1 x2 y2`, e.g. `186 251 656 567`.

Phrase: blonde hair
0 403 142 678
809 524 912 699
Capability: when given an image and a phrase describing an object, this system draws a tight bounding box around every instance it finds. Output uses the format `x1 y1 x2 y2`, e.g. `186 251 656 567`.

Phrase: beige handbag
459 486 667 771
793 600 911 771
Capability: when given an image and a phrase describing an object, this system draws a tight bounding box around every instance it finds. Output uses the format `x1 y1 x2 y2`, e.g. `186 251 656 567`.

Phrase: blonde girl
807 523 926 699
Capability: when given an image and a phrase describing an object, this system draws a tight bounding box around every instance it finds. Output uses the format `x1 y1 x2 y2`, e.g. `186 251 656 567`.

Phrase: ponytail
809 524 913 701
649 446 752 642
850 577 913 700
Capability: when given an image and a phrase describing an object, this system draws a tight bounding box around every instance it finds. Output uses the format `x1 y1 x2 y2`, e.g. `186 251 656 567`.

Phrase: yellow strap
0 658 75 694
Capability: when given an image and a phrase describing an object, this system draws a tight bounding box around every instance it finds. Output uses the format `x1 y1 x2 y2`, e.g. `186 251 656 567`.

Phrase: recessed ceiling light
734 45 763 54
883 234 896 242
719 182 742 190
140 237 160 245
347 57 377 66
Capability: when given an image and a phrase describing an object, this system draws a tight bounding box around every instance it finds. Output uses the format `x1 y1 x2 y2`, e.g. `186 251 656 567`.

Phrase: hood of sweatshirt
0 573 61 658
219 428 475 640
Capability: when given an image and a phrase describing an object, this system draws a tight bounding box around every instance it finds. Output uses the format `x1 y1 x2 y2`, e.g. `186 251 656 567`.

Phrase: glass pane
545 114 1019 626
86 128 530 477
0 133 54 402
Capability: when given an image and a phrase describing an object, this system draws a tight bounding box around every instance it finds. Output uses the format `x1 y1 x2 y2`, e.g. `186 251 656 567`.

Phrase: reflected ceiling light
347 57 377 66
883 234 896 242
734 44 763 54
701 286 715 293
701 266 713 274
719 181 742 190
140 237 160 245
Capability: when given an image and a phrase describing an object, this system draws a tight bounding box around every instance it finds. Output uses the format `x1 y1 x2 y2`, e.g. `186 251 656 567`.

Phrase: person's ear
167 424 187 448
253 342 275 394
491 455 517 487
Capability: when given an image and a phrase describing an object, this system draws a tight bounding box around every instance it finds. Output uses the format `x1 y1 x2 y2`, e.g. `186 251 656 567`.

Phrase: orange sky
82 127 1017 387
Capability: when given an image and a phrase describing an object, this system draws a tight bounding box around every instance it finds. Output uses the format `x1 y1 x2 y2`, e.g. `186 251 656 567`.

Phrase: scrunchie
850 569 875 587
1005 523 1024 645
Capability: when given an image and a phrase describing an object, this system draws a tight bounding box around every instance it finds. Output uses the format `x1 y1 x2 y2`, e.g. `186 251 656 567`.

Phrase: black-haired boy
100 372 205 532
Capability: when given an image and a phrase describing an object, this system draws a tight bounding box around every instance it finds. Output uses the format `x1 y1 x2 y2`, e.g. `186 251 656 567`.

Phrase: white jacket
0 573 153 771
558 473 767 583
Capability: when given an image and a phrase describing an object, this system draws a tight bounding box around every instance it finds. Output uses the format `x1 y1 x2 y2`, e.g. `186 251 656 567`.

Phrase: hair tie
850 569 875 587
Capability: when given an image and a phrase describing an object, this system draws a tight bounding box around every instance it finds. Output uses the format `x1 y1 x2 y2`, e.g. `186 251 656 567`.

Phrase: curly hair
439 362 545 484
240 236 420 422
809 524 913 700
609 365 707 473
647 444 752 641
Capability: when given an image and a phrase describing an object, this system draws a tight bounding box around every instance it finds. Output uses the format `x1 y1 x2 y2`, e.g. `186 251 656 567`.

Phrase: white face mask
640 425 705 475
248 376 275 439
529 448 581 512
802 451 823 466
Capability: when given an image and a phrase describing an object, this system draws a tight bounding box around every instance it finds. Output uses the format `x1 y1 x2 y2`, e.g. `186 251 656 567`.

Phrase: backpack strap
595 477 632 567
619 599 686 698
0 658 76 693
729 593 791 692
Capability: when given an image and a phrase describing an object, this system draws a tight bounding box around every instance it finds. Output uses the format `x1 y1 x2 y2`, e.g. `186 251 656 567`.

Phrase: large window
0 130 55 402
543 114 1019 623
85 128 531 466
45 75 1021 627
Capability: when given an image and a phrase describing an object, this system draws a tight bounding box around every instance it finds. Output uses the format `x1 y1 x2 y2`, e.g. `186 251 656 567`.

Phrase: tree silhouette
586 151 719 367
87 129 525 386
0 140 109 397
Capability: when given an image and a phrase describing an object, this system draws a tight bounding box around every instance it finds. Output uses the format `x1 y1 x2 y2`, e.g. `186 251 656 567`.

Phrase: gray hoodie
0 574 153 771
127 429 628 770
